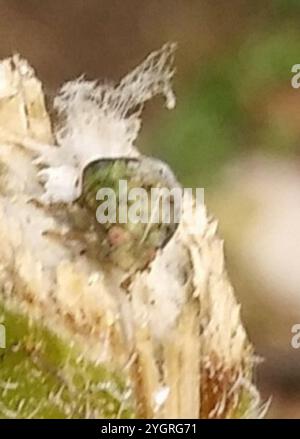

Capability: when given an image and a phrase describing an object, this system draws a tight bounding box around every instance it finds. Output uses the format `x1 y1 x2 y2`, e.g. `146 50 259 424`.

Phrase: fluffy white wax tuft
36 43 176 203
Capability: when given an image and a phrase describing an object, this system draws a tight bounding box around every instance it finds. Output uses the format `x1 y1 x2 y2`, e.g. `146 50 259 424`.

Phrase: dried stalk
0 51 263 419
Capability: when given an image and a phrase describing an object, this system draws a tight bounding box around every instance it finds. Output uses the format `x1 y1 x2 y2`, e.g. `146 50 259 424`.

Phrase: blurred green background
1 0 300 418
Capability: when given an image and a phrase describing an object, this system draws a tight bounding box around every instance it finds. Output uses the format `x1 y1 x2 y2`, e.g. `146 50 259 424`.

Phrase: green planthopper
78 155 181 272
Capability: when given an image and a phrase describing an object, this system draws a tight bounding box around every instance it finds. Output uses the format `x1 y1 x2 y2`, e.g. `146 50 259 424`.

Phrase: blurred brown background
1 0 300 418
